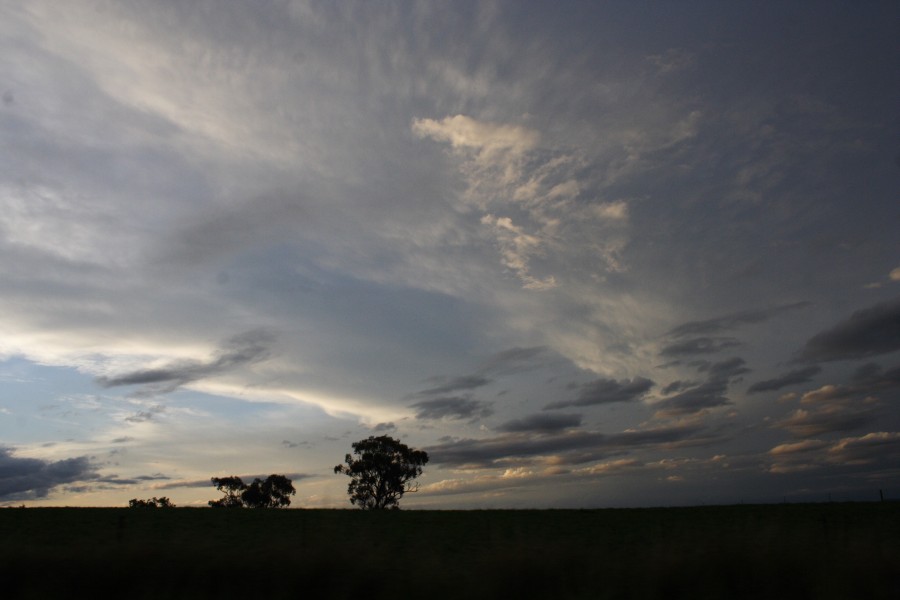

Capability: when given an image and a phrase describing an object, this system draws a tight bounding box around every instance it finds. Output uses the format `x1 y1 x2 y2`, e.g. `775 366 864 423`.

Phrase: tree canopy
334 435 429 510
128 496 174 508
208 474 296 508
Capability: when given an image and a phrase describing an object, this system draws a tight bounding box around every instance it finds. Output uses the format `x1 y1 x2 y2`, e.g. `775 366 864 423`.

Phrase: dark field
2 503 898 599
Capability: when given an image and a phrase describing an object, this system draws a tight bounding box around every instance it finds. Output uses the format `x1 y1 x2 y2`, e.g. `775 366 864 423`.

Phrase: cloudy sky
2 1 899 508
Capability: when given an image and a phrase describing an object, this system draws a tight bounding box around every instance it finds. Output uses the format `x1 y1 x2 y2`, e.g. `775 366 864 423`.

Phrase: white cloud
412 115 539 159
589 201 629 221
414 114 633 289
480 214 556 290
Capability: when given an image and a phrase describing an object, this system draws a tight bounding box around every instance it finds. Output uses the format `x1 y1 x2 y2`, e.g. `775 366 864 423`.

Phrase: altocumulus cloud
0 448 99 501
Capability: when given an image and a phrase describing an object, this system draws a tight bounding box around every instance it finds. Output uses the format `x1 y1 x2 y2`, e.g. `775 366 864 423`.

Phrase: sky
1 0 899 508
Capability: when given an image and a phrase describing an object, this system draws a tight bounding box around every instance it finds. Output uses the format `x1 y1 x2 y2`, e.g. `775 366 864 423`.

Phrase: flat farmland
2 503 898 599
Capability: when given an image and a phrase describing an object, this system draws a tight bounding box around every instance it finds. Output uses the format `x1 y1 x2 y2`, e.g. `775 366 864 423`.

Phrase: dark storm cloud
659 337 742 357
96 473 171 486
411 347 549 398
478 346 549 375
701 357 750 380
413 375 492 397
667 302 812 338
96 329 274 393
0 448 99 501
496 413 582 433
372 422 396 432
426 422 705 468
661 380 695 394
852 362 900 389
545 377 654 409
654 380 732 416
748 366 822 394
796 297 900 363
410 396 493 421
654 358 748 417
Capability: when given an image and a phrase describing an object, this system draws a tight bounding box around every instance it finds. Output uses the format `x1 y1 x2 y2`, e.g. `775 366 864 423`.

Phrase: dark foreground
1 503 898 599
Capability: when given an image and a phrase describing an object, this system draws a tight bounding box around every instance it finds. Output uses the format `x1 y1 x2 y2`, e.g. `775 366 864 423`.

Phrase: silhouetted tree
334 435 429 510
209 476 246 507
208 474 295 508
128 496 174 508
242 474 296 508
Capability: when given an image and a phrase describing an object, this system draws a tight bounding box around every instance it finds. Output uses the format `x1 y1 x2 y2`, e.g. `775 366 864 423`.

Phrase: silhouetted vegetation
2 503 898 599
128 496 174 508
334 435 428 509
208 474 295 508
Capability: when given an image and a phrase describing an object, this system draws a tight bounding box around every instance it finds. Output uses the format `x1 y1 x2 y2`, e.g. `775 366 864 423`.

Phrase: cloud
796 297 900 363
772 399 876 439
667 302 812 338
647 48 695 74
827 432 900 466
478 346 549 375
653 381 732 417
371 422 396 432
701 357 751 380
96 329 274 395
419 467 564 498
851 362 900 389
153 478 217 490
747 366 822 394
413 375 492 397
480 214 557 290
769 439 829 456
412 347 549 400
426 422 704 468
413 113 631 288
3 1 898 508
0 447 99 501
124 404 166 423
96 473 171 486
659 337 742 357
653 358 748 417
769 361 900 438
545 377 654 409
154 472 314 491
412 115 539 159
496 413 582 433
767 433 900 474
661 380 695 394
410 396 494 421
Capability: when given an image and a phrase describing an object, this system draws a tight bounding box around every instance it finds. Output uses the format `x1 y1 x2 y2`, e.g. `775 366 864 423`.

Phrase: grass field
2 503 898 599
